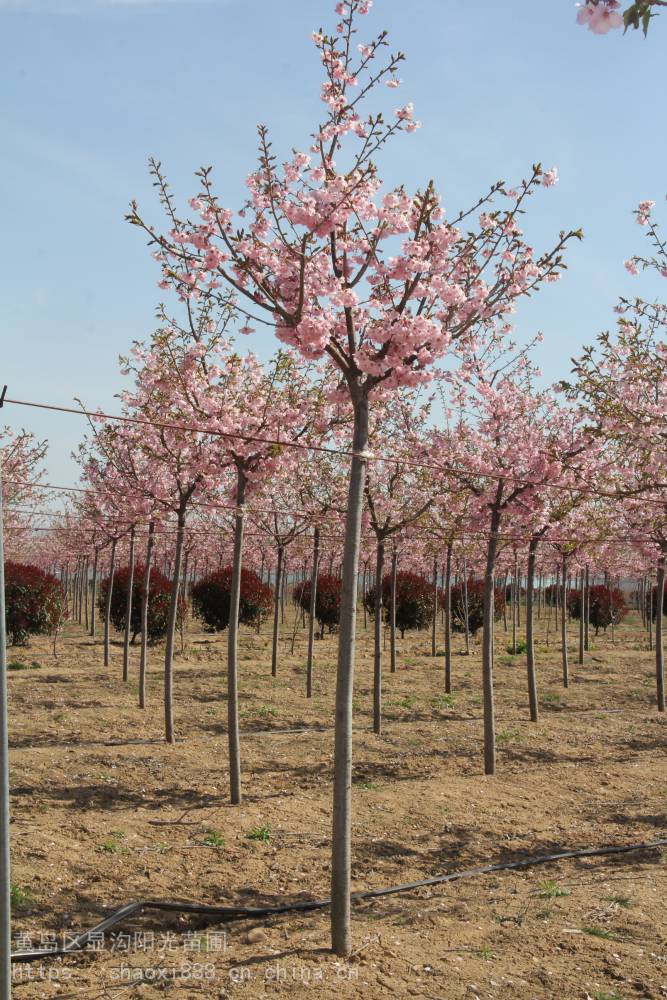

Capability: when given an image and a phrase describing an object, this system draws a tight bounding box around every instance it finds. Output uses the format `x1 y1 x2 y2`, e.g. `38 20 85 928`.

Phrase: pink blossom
394 102 414 121
541 167 559 188
636 200 656 225
577 1 622 33
624 259 640 275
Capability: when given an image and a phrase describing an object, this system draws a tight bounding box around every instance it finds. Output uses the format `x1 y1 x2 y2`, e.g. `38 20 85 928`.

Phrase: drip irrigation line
4 394 666 506
10 837 667 964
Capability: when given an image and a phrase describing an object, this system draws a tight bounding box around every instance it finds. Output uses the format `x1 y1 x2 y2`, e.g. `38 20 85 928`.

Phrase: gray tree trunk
444 541 452 694
512 551 518 654
90 548 99 638
578 568 585 665
164 510 186 744
561 555 569 689
656 555 665 713
271 545 284 678
83 557 89 632
227 467 247 804
462 556 470 655
139 521 155 710
373 537 385 735
103 538 117 668
584 564 590 651
331 391 369 958
306 527 320 699
389 547 398 673
123 526 136 683
526 537 539 723
430 556 438 657
482 502 502 775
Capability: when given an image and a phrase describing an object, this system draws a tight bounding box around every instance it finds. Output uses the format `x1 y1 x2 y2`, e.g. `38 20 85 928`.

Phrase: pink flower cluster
576 1 623 33
636 199 656 225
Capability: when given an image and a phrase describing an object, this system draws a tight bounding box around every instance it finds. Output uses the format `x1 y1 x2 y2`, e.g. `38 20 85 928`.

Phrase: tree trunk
561 554 569 689
482 502 502 775
180 546 189 653
462 557 470 655
139 521 155 710
526 537 539 723
656 555 665 713
331 390 369 958
512 551 518 654
103 539 117 667
431 556 438 657
271 545 284 678
306 527 320 699
90 548 99 638
362 562 368 630
389 547 398 674
83 558 89 633
578 568 585 665
584 564 590 651
372 537 385 735
123 526 136 683
444 541 453 694
227 467 247 804
164 509 186 744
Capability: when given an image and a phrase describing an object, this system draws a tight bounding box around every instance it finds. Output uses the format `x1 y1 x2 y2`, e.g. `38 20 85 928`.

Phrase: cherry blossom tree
128 0 578 955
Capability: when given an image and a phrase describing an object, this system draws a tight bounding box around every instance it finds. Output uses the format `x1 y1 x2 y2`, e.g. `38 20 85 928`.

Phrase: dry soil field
6 605 667 999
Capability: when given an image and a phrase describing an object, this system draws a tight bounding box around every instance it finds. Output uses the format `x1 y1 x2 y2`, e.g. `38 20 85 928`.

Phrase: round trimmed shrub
294 574 342 638
568 585 627 634
98 565 184 643
450 579 503 635
191 567 272 632
4 562 66 646
365 570 433 638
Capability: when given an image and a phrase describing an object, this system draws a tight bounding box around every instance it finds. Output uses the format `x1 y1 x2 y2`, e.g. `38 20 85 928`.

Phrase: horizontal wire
4 506 658 550
4 394 665 505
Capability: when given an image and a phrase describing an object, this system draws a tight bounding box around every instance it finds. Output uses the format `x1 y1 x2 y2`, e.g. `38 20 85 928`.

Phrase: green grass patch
535 879 569 899
582 925 615 940
247 824 271 843
356 779 381 791
431 694 455 710
98 830 126 854
202 828 225 848
505 639 527 655
606 895 632 909
497 727 523 745
10 884 33 910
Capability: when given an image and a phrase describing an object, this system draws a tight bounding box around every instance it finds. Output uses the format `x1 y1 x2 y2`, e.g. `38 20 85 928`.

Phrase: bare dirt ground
6 602 667 1000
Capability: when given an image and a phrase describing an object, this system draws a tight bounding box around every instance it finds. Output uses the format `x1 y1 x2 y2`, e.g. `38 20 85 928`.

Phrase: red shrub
365 570 433 637
294 574 342 637
98 565 183 643
568 585 627 634
4 561 67 645
450 579 503 635
191 567 272 632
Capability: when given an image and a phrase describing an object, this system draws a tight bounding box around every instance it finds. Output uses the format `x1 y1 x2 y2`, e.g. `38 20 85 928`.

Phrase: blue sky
1 0 665 486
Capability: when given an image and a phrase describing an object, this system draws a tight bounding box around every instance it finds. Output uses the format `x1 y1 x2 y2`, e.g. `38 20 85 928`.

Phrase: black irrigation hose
11 837 667 964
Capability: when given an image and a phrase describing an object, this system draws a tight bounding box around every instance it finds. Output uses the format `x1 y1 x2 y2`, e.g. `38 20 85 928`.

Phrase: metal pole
0 458 12 1000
